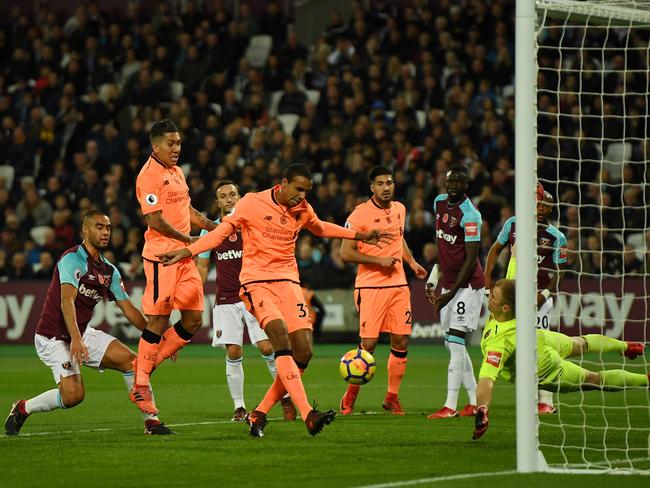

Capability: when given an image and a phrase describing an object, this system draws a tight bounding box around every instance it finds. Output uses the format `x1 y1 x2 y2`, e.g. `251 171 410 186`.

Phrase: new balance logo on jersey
216 249 243 260
436 229 458 244
78 283 102 303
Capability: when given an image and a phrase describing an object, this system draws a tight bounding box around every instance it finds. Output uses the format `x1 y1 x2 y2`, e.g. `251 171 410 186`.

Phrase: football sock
123 370 158 421
599 370 649 390
262 352 277 378
462 348 477 405
584 334 626 354
274 353 311 421
154 323 193 368
24 389 61 413
538 389 554 406
256 363 304 414
226 356 245 409
136 329 161 386
387 348 408 396
445 336 465 410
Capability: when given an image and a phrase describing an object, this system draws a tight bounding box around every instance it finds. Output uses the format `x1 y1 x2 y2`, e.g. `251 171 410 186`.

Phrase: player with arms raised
157 164 392 437
339 165 427 416
484 187 567 414
5 211 173 436
472 279 646 440
131 119 217 415
427 164 485 419
197 180 296 422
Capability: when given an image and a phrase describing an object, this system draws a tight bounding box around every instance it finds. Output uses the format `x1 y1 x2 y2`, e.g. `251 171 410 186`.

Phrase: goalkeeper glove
472 405 489 440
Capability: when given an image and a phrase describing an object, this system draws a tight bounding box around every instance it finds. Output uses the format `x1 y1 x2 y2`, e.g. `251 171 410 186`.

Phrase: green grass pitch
1 344 648 487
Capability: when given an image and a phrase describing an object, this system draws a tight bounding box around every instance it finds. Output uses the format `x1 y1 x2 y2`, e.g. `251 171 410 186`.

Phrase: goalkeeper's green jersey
478 314 573 383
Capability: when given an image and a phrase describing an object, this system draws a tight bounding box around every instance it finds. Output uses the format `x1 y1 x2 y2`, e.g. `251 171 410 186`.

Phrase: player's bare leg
340 338 377 415
383 334 408 415
101 340 174 435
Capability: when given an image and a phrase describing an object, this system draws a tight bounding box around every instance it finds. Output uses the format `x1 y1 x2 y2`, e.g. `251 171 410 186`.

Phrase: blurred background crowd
0 0 647 287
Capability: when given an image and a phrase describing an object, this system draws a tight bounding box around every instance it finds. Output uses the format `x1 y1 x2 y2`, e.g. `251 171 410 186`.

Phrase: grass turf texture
1 344 648 487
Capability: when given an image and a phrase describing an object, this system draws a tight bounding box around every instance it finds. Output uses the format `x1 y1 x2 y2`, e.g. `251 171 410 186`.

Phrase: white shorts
440 287 485 332
35 328 116 384
212 301 268 348
536 296 554 330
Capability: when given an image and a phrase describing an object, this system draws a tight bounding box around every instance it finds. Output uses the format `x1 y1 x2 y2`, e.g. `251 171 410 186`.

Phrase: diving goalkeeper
472 279 647 440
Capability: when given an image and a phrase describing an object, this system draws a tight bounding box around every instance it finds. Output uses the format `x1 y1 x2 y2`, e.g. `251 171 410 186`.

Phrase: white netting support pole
516 0 540 473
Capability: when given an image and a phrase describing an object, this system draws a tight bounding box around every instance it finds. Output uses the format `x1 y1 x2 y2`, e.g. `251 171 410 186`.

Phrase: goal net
535 0 650 473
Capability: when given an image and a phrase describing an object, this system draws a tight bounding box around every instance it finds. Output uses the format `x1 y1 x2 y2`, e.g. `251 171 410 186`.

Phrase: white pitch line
2 411 382 438
350 470 519 488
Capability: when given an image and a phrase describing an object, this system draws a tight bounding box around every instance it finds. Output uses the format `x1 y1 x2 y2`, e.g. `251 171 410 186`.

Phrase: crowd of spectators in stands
0 0 646 287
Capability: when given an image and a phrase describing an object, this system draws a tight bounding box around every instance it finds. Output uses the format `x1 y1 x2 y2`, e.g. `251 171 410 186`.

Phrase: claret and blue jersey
36 245 128 341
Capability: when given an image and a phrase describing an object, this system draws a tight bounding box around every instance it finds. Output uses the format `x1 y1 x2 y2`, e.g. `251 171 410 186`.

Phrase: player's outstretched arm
157 220 236 265
484 240 506 291
473 377 494 440
190 206 218 231
402 239 427 278
116 299 148 331
340 238 399 267
61 283 89 366
146 210 192 244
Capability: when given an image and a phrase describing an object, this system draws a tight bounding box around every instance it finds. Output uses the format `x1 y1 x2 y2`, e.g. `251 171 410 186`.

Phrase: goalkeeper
472 279 647 440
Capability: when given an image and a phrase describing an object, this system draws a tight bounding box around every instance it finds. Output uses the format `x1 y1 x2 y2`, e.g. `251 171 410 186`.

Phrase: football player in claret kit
484 187 568 414
157 164 392 437
339 165 427 416
472 279 647 440
5 211 173 436
426 164 485 419
197 180 296 422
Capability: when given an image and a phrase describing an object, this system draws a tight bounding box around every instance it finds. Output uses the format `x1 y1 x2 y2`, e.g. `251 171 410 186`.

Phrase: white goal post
517 0 650 473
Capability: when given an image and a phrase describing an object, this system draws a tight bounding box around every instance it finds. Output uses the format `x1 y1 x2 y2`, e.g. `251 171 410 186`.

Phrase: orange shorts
240 281 312 333
354 286 412 339
142 258 204 316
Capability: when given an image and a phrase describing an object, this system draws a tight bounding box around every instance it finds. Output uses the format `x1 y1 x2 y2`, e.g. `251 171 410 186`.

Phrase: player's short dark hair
496 279 516 312
149 119 179 143
283 163 312 182
82 210 108 225
369 165 393 183
215 180 240 195
448 164 470 178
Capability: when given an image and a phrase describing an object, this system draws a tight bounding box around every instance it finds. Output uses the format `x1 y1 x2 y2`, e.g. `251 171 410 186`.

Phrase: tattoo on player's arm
190 207 217 230
146 211 191 243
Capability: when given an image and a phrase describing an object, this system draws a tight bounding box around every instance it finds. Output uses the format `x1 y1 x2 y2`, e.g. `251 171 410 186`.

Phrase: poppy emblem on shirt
229 234 238 242
442 213 449 224
146 194 158 206
280 216 288 225
486 351 502 367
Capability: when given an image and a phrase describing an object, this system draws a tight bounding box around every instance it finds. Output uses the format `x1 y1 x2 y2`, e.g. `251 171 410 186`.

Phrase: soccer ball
339 349 376 385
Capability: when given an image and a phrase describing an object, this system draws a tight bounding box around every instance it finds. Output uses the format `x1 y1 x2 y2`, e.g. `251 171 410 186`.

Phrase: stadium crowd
0 0 644 286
